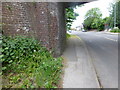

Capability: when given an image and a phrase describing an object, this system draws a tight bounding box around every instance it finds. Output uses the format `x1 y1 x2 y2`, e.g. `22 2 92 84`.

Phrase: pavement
62 31 118 88
62 35 100 88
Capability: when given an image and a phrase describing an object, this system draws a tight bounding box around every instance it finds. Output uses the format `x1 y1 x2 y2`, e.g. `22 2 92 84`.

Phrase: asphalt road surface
73 31 118 88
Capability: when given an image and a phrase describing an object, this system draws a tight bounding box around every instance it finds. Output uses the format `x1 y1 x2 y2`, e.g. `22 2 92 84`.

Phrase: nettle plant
2 35 63 88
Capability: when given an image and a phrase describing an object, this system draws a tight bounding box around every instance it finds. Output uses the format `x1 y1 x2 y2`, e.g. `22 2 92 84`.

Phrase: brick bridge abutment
1 1 96 56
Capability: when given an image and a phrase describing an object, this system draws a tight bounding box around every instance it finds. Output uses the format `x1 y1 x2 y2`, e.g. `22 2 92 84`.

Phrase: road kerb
73 35 102 88
104 32 120 35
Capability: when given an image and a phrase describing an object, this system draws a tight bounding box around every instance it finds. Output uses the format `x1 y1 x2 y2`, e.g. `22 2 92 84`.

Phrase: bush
1 36 63 88
110 27 120 33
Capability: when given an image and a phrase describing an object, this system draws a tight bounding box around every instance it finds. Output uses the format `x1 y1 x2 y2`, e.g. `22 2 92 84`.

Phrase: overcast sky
71 0 114 28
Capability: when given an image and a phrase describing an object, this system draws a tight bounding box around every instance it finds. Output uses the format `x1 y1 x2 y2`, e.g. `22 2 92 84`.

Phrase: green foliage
84 17 94 29
6 5 12 11
110 27 120 33
2 36 63 88
108 1 120 28
103 17 112 25
84 8 102 20
95 18 104 31
108 3 115 28
83 8 104 30
116 1 120 28
66 7 79 30
66 33 71 39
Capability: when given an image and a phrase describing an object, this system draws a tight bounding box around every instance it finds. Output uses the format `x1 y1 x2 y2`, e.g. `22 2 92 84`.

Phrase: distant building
76 24 84 31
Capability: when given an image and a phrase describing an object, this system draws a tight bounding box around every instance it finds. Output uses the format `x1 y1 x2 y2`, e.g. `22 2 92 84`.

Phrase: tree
83 8 103 30
108 1 120 28
103 17 112 29
84 17 94 29
109 3 116 28
116 1 120 28
84 8 102 20
92 18 104 31
66 7 79 30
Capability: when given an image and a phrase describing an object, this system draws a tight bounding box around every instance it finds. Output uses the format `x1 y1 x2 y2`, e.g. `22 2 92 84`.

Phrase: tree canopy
116 1 120 28
84 8 102 20
83 1 120 31
83 8 103 30
108 1 120 28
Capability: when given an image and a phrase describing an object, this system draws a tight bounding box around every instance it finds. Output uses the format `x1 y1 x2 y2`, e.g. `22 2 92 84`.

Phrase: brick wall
2 2 66 56
0 1 2 34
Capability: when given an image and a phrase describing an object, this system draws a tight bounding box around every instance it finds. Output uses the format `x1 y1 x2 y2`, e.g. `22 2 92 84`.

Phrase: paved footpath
62 36 100 88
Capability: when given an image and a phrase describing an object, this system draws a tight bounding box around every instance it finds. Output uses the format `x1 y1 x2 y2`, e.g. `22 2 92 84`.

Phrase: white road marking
95 35 118 42
104 37 118 42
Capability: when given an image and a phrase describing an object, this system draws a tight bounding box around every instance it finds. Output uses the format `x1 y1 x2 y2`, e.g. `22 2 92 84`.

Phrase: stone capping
1 0 97 2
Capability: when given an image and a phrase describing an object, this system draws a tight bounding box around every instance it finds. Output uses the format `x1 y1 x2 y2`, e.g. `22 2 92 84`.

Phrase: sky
71 0 114 28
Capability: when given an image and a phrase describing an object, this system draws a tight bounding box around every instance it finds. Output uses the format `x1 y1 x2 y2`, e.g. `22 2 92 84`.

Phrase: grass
66 33 71 39
1 35 63 88
66 33 77 39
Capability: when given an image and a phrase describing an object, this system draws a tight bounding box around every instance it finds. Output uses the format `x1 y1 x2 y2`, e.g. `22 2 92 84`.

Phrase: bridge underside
2 1 96 56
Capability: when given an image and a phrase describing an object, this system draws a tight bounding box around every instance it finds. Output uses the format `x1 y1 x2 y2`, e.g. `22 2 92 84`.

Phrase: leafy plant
6 5 12 11
2 35 63 88
110 27 120 33
66 7 79 30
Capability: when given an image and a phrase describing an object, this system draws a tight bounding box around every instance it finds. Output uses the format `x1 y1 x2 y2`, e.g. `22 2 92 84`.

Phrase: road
73 31 118 88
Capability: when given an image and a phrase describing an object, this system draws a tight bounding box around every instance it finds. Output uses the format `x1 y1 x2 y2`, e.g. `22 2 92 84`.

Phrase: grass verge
66 33 71 39
66 33 77 39
1 36 63 88
110 29 120 33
